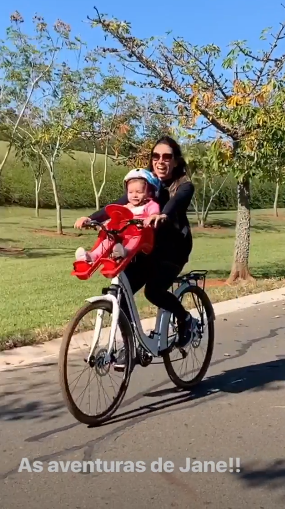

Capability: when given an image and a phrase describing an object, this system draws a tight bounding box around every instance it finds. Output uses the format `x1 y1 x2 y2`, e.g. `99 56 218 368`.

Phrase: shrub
1 143 284 211
0 145 127 210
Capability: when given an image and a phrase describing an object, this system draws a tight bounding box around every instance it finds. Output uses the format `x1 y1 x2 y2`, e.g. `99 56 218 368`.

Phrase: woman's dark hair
147 135 188 178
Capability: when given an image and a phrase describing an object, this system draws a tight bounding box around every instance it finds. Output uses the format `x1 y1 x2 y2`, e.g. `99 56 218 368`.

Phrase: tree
110 93 143 163
17 22 86 233
89 7 285 281
115 94 176 168
0 12 59 175
243 85 285 219
20 95 80 233
185 139 231 227
14 143 45 217
274 181 279 217
75 60 131 210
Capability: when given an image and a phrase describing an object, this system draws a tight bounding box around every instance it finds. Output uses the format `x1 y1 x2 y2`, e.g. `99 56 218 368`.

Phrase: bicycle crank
136 345 153 367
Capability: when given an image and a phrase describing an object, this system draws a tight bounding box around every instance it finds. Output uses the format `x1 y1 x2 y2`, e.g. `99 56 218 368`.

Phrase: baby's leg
123 236 140 255
75 237 113 262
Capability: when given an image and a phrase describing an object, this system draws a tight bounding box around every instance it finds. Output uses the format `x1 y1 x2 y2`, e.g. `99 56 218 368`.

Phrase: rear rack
174 270 208 292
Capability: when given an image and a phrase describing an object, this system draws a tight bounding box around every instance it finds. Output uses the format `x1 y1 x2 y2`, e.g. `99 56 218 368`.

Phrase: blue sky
1 0 285 54
1 0 285 141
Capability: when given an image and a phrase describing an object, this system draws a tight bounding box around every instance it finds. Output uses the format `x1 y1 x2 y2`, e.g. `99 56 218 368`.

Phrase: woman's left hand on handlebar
143 214 167 228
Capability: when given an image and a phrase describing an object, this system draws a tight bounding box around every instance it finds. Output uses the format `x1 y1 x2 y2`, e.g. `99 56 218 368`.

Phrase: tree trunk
49 168 62 234
35 176 42 218
203 209 209 226
192 197 201 227
99 143 109 200
90 144 109 211
0 143 12 176
35 185 39 218
227 178 254 284
90 147 100 211
204 174 229 226
273 181 279 217
94 190 100 211
39 147 62 234
201 175 206 225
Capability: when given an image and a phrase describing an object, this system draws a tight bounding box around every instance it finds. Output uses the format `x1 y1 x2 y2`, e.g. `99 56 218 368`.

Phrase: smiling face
127 179 148 206
151 143 177 181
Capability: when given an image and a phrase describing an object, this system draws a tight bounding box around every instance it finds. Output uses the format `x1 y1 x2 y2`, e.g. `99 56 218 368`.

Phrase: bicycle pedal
113 365 125 372
177 347 188 358
110 352 117 363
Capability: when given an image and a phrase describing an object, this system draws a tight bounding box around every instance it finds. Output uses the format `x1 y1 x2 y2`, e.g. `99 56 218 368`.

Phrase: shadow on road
1 358 285 486
239 459 285 488
103 358 285 426
0 365 66 422
0 358 284 426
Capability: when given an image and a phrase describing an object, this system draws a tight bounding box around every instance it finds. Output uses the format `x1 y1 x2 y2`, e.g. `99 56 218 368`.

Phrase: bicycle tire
58 299 134 426
162 284 215 390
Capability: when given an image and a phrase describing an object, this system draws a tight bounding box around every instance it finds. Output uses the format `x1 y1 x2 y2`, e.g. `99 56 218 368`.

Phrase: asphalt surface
1 300 285 508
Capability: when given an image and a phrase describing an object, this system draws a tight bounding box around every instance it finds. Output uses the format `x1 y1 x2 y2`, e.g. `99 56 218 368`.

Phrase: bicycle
59 204 215 426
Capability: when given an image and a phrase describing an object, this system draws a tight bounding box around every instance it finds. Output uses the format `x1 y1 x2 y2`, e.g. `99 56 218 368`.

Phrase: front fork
86 292 121 365
86 308 104 363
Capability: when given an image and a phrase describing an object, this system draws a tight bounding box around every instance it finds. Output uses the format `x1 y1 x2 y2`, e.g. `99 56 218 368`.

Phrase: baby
75 169 161 263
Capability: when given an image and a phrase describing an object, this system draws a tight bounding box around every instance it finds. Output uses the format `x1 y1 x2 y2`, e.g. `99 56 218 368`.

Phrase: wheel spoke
59 301 133 426
163 285 214 390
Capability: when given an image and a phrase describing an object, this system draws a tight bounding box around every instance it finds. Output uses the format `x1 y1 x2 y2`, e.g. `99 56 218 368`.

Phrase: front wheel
58 299 134 426
162 285 214 390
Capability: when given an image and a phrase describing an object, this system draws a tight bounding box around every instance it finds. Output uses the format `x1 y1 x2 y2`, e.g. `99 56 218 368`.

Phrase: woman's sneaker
113 347 127 372
113 346 152 371
177 314 200 349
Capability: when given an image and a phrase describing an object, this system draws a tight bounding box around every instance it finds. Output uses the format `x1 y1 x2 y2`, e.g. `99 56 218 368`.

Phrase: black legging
120 225 192 323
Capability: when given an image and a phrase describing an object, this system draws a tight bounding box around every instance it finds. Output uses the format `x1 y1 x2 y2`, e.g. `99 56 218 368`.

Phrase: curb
1 286 285 371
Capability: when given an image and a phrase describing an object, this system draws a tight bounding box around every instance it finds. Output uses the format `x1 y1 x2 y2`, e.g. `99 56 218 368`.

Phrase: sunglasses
152 152 173 162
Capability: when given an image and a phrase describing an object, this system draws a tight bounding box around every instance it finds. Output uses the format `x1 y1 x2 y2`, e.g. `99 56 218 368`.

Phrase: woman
74 136 198 369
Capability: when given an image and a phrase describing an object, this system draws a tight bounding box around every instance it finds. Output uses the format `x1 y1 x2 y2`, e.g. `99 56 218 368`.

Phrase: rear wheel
163 285 214 390
59 299 134 426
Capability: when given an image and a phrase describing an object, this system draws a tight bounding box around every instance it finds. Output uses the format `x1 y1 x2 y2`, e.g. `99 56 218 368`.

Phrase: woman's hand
143 214 167 228
74 217 91 229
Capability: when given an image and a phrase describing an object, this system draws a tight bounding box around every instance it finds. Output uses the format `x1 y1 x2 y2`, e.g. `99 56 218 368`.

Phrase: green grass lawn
1 205 285 348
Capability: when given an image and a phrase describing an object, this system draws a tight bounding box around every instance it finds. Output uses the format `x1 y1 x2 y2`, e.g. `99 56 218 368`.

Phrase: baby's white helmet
124 168 161 196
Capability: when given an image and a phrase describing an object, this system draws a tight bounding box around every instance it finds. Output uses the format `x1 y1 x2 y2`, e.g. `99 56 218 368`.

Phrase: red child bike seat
72 204 154 280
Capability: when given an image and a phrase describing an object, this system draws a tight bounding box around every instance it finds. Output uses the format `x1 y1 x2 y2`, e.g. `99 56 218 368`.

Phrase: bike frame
85 271 192 362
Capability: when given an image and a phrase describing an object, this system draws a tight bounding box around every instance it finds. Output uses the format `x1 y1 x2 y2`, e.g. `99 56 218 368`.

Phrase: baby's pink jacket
128 200 160 218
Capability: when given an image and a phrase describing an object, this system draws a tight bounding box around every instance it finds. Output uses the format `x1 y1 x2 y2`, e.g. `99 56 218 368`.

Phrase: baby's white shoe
75 247 92 262
112 243 127 259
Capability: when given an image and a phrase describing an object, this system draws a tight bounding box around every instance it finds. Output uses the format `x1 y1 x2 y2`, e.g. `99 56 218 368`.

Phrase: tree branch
90 10 238 140
173 38 230 100
234 21 285 92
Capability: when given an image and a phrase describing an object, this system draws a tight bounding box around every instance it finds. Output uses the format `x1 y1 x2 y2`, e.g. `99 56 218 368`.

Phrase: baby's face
127 180 147 206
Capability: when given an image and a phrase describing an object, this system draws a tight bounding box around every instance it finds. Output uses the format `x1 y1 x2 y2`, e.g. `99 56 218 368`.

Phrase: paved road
1 300 285 508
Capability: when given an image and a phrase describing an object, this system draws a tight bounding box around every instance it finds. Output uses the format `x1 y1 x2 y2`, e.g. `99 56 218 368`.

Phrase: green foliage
0 12 77 174
193 176 285 212
89 9 285 187
0 143 127 208
88 7 285 277
0 142 284 212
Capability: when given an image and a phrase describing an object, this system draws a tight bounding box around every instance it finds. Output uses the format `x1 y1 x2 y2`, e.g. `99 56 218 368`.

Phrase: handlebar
82 218 145 236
